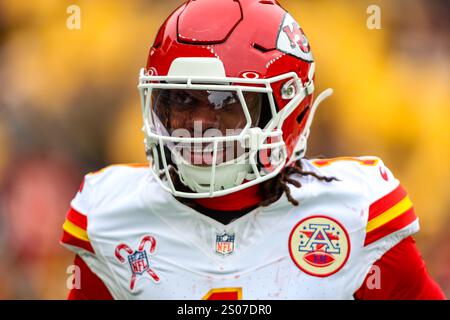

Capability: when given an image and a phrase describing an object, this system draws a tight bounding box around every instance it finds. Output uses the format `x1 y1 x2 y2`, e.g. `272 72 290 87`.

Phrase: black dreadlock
259 159 338 207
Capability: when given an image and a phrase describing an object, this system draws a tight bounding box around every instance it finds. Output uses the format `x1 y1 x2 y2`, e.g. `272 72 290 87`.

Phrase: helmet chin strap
286 88 334 167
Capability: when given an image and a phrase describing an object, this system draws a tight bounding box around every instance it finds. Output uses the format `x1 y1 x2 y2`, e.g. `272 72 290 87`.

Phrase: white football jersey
61 157 419 300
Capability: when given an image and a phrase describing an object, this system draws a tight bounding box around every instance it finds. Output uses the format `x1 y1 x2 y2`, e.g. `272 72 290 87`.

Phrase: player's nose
187 104 220 135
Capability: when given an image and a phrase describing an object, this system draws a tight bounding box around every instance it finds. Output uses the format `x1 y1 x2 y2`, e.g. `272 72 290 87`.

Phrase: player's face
150 89 262 165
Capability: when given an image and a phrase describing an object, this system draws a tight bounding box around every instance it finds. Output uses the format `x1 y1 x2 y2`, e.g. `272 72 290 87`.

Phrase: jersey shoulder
302 156 398 202
72 163 155 212
60 163 156 256
299 156 419 247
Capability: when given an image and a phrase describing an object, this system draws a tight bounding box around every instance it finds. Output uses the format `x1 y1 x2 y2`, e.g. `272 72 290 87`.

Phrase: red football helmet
138 0 332 198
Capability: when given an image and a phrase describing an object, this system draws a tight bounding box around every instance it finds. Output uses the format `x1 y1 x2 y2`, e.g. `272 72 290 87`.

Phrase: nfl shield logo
128 251 149 275
215 233 235 256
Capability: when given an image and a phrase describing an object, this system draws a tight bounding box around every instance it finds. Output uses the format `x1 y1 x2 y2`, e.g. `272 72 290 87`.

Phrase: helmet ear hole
296 105 310 124
258 94 275 129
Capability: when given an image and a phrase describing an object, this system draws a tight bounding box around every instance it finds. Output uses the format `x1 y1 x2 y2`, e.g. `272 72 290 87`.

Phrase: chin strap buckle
248 127 263 152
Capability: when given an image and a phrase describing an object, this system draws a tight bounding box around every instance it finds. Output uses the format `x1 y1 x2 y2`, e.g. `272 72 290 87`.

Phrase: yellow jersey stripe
63 219 89 242
366 195 413 233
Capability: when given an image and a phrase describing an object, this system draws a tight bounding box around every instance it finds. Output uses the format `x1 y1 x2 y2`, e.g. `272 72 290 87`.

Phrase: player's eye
174 92 194 105
222 95 238 106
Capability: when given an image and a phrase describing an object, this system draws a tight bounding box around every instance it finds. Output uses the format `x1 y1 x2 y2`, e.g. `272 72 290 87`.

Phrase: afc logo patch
115 235 160 290
289 216 350 277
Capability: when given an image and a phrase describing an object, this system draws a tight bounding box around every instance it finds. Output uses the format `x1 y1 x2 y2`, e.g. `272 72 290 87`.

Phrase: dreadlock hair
258 159 338 207
161 158 338 209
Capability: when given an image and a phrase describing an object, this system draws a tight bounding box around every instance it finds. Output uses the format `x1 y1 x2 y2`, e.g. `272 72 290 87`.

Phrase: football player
61 0 445 300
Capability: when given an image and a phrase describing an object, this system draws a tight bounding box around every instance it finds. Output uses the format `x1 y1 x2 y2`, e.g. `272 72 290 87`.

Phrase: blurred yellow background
0 0 448 299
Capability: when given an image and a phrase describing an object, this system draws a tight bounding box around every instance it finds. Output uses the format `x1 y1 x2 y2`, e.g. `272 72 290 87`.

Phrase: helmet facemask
138 58 319 198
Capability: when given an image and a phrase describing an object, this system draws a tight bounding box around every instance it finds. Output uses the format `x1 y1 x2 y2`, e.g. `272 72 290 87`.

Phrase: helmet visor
148 89 263 165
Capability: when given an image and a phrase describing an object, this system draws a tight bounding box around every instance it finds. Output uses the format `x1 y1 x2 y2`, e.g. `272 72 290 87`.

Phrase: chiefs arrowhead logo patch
289 216 350 277
276 13 314 62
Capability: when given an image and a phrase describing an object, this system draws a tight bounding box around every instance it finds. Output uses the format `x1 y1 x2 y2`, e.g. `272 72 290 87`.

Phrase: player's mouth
189 148 226 166
176 143 246 166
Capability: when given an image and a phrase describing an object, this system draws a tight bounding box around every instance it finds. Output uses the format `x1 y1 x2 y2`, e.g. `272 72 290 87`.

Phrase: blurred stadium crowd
0 0 448 299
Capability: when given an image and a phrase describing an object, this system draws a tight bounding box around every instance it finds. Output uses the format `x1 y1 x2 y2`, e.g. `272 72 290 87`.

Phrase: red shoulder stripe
364 207 417 246
67 208 87 230
369 184 407 221
61 230 95 254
